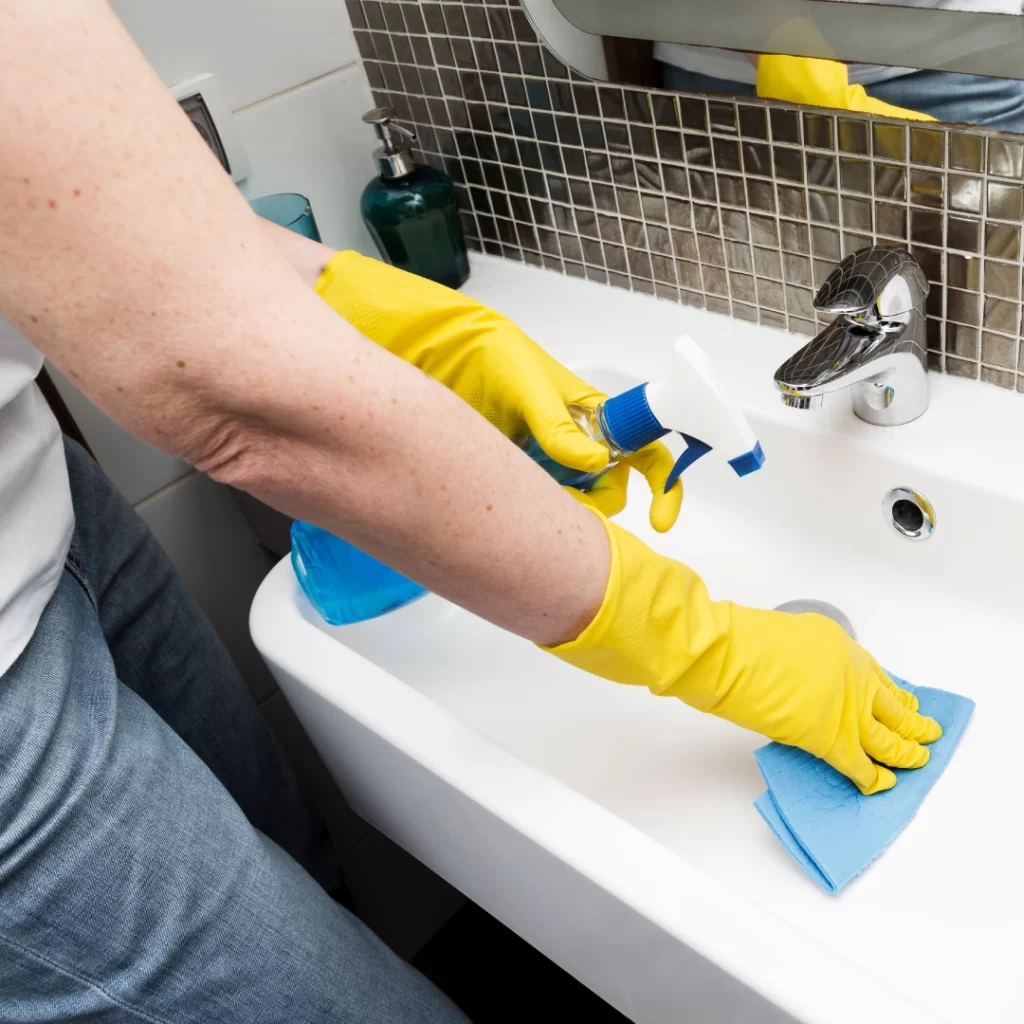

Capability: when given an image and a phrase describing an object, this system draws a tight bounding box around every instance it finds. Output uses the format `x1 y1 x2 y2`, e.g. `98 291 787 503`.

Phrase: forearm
0 0 607 645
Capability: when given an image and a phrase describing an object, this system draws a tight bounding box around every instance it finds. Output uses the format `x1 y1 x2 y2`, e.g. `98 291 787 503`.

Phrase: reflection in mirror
548 0 1024 132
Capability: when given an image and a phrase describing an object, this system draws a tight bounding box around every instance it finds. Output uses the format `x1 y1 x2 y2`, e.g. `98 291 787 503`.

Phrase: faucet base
852 367 929 426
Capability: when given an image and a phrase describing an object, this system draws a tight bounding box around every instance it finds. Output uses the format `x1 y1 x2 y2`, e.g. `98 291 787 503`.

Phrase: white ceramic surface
251 255 1022 1024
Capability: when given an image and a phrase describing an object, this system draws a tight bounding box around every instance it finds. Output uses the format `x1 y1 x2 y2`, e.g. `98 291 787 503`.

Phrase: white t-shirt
656 0 1024 87
0 321 74 677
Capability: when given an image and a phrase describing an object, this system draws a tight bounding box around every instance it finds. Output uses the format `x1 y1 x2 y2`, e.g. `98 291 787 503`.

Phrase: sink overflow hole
883 487 935 540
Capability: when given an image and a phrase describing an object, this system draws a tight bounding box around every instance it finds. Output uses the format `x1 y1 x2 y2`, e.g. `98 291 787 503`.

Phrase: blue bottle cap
601 383 670 454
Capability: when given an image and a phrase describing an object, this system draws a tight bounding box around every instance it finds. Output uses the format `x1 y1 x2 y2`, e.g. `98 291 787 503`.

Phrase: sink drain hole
883 487 935 540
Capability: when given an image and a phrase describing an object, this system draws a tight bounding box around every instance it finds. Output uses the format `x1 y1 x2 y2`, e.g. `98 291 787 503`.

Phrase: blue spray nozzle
664 433 713 492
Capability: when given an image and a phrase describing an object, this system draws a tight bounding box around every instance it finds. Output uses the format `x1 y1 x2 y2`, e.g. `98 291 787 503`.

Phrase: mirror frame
552 0 1024 82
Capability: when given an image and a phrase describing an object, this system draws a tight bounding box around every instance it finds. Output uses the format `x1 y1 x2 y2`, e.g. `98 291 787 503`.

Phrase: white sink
251 255 1023 1024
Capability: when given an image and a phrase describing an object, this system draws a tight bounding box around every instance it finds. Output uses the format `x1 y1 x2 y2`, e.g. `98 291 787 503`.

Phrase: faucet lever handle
813 246 928 320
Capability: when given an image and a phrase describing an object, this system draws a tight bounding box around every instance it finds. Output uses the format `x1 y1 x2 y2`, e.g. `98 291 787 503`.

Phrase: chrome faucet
773 246 930 425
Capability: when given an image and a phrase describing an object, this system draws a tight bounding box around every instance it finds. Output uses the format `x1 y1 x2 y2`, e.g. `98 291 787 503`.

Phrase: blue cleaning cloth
754 676 975 894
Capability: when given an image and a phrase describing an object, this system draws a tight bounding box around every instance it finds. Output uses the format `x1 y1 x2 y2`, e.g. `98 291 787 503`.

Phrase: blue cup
249 192 321 242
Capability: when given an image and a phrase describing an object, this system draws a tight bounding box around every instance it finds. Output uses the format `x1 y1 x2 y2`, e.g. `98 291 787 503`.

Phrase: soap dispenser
360 107 469 288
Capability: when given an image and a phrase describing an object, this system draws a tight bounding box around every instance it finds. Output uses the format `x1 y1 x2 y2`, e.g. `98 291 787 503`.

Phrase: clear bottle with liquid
290 521 426 627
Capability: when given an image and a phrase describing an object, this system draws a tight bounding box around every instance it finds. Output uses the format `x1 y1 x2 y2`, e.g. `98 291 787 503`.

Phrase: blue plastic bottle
290 521 426 626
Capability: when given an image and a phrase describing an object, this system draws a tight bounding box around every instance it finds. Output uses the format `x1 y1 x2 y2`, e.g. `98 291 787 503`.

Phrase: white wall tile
112 0 358 112
138 471 279 704
47 365 191 506
238 64 378 255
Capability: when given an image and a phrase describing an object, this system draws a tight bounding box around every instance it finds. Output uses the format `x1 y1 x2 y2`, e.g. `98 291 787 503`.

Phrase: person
657 0 1024 131
0 2 943 1021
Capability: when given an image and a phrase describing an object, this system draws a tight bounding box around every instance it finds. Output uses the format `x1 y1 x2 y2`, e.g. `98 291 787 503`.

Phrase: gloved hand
757 54 936 122
547 510 942 794
315 251 682 533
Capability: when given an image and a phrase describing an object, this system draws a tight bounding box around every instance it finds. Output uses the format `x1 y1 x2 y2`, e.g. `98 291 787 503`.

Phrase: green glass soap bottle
360 107 469 289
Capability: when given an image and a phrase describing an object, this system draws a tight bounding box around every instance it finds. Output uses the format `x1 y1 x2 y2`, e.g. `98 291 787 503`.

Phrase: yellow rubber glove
548 511 943 794
315 251 682 533
757 54 936 122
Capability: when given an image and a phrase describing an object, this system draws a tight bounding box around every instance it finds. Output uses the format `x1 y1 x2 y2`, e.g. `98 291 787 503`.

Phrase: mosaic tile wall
347 0 1024 391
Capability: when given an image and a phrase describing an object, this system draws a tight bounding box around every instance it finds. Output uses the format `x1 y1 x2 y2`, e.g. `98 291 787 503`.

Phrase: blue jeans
659 62 1024 134
0 438 468 1024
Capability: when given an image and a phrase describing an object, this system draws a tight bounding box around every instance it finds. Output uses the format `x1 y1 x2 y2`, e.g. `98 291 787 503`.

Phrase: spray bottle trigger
664 433 713 493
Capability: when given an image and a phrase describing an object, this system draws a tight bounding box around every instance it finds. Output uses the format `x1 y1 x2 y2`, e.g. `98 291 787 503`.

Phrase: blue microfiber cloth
754 675 975 894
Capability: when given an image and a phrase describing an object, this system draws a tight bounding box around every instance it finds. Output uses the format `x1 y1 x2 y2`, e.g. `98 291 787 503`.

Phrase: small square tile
777 185 807 219
748 214 778 248
641 192 668 224
950 132 984 172
948 174 982 215
651 253 676 284
838 118 869 155
746 178 776 213
654 280 679 300
672 230 698 261
982 331 1017 368
662 164 688 199
611 157 637 189
730 272 757 303
573 84 600 118
808 190 839 226
842 196 873 232
947 356 979 380
558 234 583 263
874 163 906 200
575 211 598 241
811 225 841 261
676 258 702 289
725 240 753 273
603 243 627 273
948 288 981 326
773 146 805 184
910 169 944 209
805 152 838 188
786 285 814 318
988 182 1024 222
911 209 942 247
684 132 713 167
706 295 731 314
813 258 838 288
657 129 684 164
585 265 608 285
873 123 905 162
947 216 981 254
946 323 979 359
947 253 981 291
689 169 717 202
757 278 785 311
679 288 706 308
986 222 1021 261
783 252 812 287
646 223 673 254
742 141 772 178
608 271 631 290
910 127 944 167
721 208 749 242
714 137 742 173
709 100 738 134
598 87 626 121
982 366 1015 389
733 302 760 323
621 217 646 249
770 109 801 145
702 266 728 298
632 278 655 295
910 244 942 284
717 173 746 208
625 90 653 124
780 219 810 255
679 96 708 131
738 105 768 140
753 246 783 280
988 138 1024 179
841 231 872 257
698 234 726 267
635 160 663 192
693 204 721 234
630 124 657 158
840 158 872 194
596 213 621 243
651 93 679 128
666 197 692 228
984 297 1020 334
760 308 788 329
803 112 835 150
986 260 1020 300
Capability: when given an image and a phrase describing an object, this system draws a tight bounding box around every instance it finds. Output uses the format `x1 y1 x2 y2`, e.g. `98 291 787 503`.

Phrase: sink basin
251 255 1023 1024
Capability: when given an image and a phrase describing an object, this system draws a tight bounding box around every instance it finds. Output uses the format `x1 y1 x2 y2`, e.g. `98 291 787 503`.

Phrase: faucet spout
773 247 930 426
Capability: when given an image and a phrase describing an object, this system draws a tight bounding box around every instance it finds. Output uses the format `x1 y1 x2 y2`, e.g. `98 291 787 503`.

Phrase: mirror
544 0 1024 132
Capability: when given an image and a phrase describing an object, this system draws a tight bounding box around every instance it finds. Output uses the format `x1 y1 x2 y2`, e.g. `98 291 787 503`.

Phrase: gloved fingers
564 462 630 519
521 381 609 474
832 746 897 796
879 673 921 713
622 442 684 534
863 717 931 772
873 683 942 744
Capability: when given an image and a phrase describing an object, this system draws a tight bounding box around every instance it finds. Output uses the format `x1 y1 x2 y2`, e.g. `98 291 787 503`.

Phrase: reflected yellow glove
315 251 681 532
757 54 936 122
548 511 942 794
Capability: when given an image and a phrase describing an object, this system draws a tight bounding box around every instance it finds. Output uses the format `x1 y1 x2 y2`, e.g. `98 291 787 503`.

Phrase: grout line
232 61 363 115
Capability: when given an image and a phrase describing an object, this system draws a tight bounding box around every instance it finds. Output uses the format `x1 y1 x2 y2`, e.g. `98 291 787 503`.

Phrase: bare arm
0 0 608 646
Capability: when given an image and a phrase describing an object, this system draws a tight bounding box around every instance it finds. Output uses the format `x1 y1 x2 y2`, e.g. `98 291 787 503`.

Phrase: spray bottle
522 333 765 491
